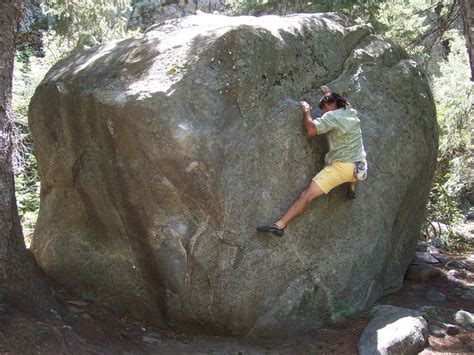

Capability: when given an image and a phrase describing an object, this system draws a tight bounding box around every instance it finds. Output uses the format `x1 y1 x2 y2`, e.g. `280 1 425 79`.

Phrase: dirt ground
1 251 472 355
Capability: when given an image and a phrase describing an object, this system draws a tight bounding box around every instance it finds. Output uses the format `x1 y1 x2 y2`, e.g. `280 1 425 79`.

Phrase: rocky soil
1 242 472 354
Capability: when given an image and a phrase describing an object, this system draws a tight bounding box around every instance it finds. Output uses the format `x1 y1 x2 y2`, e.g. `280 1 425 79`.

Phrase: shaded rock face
29 13 438 336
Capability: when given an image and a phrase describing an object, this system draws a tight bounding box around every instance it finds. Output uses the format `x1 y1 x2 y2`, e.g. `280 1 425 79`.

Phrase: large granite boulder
29 13 438 336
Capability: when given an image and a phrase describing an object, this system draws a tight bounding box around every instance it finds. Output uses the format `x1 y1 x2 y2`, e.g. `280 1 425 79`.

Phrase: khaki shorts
313 161 357 194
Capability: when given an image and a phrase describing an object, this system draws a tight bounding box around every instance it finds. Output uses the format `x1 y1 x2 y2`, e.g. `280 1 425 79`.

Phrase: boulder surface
29 13 438 336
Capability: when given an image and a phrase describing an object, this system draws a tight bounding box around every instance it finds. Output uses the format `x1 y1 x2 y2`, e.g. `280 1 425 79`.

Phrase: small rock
454 287 465 296
145 332 161 339
454 310 474 328
66 300 88 306
429 325 446 338
82 314 91 319
446 260 467 270
67 306 81 313
427 246 444 254
447 269 461 278
413 252 441 264
358 305 428 355
439 323 460 336
142 336 161 344
447 269 465 281
427 290 447 303
432 254 451 263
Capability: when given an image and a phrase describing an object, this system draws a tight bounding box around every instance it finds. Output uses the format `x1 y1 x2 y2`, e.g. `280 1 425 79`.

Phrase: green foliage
376 3 471 250
12 37 55 238
425 181 463 226
442 230 473 252
307 0 386 26
231 0 385 21
15 162 40 238
41 0 132 49
376 0 429 59
16 45 38 68
433 30 471 167
332 301 356 322
422 29 472 251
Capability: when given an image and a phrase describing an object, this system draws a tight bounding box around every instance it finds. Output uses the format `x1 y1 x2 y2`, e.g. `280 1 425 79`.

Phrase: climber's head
319 93 349 112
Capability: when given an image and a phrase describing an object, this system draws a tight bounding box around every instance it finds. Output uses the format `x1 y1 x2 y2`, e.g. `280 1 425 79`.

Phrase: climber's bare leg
275 180 325 229
349 181 356 192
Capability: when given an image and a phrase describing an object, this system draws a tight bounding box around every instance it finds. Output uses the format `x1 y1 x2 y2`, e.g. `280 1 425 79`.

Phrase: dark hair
318 93 349 110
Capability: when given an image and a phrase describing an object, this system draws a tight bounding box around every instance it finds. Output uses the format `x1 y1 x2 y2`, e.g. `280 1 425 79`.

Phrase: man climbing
257 86 367 237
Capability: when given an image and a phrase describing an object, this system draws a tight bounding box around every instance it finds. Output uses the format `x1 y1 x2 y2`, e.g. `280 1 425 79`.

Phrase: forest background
12 0 473 252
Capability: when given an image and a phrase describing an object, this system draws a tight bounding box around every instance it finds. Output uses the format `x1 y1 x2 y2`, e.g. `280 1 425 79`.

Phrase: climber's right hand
299 101 311 113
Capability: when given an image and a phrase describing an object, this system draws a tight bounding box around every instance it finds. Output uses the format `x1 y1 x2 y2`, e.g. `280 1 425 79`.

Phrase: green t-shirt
313 107 367 165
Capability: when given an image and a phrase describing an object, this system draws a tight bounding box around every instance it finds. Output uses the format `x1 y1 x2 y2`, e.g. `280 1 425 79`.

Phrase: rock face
29 13 438 336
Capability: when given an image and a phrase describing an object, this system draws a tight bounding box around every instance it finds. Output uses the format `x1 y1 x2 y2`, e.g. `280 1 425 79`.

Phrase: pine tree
0 0 55 318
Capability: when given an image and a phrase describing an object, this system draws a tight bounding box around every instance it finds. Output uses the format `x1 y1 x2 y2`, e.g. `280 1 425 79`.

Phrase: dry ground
1 251 472 355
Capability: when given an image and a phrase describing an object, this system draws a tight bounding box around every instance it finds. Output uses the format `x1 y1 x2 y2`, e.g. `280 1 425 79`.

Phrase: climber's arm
299 101 318 137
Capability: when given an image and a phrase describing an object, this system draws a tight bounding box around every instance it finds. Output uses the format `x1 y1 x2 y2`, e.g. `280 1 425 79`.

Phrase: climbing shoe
346 189 356 200
256 223 285 237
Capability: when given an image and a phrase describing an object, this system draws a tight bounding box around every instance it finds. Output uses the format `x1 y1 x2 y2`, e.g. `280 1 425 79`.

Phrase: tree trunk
0 0 54 317
459 0 474 81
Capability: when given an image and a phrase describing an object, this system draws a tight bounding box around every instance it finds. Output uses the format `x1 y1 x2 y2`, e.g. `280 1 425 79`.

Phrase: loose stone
454 310 474 328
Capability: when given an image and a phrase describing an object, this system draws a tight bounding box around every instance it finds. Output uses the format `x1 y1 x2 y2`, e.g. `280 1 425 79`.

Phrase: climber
257 86 367 237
